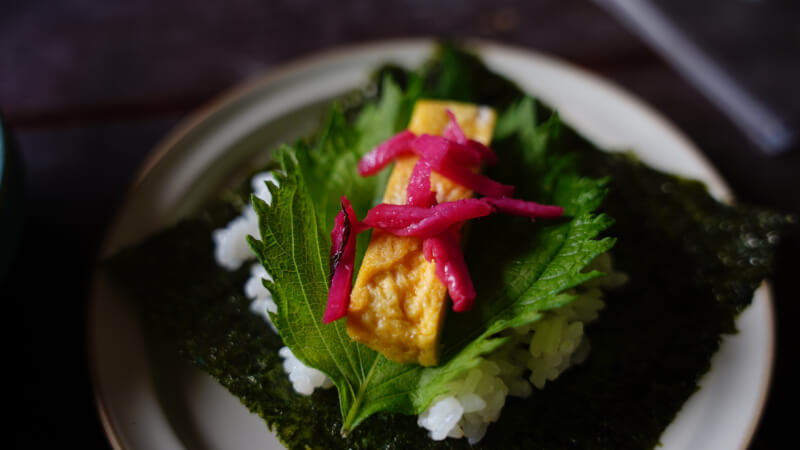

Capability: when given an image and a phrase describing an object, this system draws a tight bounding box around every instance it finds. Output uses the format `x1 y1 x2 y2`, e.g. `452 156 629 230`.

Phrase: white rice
212 171 278 271
245 263 278 333
419 360 509 443
278 347 334 395
213 172 627 443
212 208 259 271
418 253 626 443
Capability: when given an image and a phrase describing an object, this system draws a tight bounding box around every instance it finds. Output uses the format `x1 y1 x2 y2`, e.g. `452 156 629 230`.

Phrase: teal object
0 115 24 285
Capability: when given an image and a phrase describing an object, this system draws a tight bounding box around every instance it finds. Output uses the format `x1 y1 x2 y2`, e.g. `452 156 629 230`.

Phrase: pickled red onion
363 199 493 238
431 162 514 198
358 130 416 176
423 230 476 312
483 197 565 219
443 110 468 144
406 159 437 207
323 197 361 323
413 134 482 167
443 109 497 165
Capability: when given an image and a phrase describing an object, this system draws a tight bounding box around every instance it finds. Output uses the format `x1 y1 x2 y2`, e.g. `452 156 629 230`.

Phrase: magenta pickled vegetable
406 160 437 207
362 203 432 228
358 130 416 176
443 110 497 165
483 197 565 219
431 162 514 198
413 134 482 166
363 199 493 238
422 230 476 312
323 197 362 324
466 140 497 166
443 110 468 144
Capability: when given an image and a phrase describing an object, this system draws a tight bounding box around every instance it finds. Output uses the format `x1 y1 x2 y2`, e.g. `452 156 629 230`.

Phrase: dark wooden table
3 1 798 448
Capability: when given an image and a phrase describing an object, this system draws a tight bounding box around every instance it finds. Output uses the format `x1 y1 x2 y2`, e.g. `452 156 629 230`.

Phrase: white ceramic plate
89 39 773 450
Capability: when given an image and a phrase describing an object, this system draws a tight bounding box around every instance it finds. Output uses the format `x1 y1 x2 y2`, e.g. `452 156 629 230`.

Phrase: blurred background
2 0 798 447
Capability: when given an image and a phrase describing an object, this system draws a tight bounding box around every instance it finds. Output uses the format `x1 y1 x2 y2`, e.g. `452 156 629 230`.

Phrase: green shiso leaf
246 71 613 432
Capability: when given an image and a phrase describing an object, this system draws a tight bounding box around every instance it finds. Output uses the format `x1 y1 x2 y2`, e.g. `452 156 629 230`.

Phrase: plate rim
87 37 774 449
